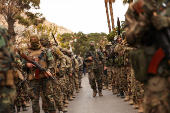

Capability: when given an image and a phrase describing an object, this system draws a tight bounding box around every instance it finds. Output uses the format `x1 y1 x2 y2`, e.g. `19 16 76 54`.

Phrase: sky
37 0 129 34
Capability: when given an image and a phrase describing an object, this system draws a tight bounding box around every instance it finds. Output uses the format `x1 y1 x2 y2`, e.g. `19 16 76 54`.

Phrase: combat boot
68 93 74 101
108 84 111 90
138 99 144 113
99 90 103 96
112 89 118 94
133 101 139 109
65 99 69 104
79 82 83 88
64 103 68 107
120 91 125 98
63 107 67 112
26 101 30 107
129 99 133 105
93 89 97 97
124 91 129 101
103 85 106 90
73 91 76 98
76 86 79 93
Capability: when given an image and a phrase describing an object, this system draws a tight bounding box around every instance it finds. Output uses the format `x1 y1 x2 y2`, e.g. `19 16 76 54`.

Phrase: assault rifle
52 33 58 46
21 53 60 86
133 0 170 74
83 46 102 70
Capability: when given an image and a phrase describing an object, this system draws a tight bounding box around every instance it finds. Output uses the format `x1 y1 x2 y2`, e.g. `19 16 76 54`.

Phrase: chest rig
28 47 47 80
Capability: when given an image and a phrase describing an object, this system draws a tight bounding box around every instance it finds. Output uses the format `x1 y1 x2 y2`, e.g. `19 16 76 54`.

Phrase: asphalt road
21 73 138 113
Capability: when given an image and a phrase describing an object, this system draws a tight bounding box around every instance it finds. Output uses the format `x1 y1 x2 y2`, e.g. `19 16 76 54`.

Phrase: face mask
41 40 48 47
31 42 40 49
90 45 95 51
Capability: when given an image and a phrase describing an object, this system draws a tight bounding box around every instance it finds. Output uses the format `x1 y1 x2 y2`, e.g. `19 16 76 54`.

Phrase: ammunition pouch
0 69 14 86
130 49 148 83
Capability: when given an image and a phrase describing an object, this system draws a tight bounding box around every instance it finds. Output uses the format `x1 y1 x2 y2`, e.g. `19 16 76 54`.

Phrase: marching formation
0 0 170 113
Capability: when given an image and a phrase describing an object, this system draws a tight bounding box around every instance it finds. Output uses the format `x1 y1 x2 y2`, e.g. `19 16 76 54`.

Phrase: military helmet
40 34 49 41
30 34 39 42
89 41 95 44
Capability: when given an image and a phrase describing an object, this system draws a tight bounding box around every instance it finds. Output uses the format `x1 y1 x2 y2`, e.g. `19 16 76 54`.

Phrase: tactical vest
27 47 47 80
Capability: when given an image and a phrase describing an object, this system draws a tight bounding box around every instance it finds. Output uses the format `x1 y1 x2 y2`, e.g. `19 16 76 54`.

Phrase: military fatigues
0 26 16 112
26 35 56 113
76 56 83 88
84 44 104 96
125 1 170 112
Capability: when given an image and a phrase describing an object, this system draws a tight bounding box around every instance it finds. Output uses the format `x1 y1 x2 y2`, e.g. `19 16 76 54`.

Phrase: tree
0 0 45 43
104 0 115 33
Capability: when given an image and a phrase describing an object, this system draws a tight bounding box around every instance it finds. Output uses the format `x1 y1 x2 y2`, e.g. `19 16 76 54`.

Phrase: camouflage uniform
40 34 65 112
26 35 56 113
84 41 104 97
104 42 113 90
76 55 83 88
0 26 16 112
13 53 28 112
125 1 170 112
52 46 68 112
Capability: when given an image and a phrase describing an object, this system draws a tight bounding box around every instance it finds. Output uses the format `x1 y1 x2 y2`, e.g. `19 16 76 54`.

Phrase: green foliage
72 32 107 57
0 0 44 38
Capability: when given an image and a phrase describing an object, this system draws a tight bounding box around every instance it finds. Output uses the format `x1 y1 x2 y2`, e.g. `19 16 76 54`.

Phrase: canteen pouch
130 49 148 83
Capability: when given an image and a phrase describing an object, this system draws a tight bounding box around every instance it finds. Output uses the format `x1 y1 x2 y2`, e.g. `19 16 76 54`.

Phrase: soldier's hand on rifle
44 71 52 78
88 57 93 60
27 63 36 68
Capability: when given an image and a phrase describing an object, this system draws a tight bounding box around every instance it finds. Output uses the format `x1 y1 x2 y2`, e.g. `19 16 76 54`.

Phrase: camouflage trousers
14 85 26 107
111 66 116 90
114 67 120 92
53 82 64 111
126 65 132 97
0 85 16 113
28 78 56 113
119 66 127 91
106 66 112 85
74 72 79 88
59 76 68 104
78 70 83 87
88 69 102 91
144 75 170 113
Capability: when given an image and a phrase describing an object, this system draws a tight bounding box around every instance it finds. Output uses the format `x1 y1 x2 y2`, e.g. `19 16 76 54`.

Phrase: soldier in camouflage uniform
75 55 84 88
125 0 170 112
84 41 104 97
72 54 80 93
40 34 65 113
62 48 74 101
13 52 28 112
26 34 56 113
52 46 68 113
0 26 17 112
104 42 113 90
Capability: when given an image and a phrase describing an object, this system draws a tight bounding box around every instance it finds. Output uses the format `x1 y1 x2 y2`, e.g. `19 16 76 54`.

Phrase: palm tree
104 0 115 33
104 0 111 33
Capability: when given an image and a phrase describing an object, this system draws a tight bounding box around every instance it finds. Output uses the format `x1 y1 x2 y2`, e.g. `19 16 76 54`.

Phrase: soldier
40 34 65 113
13 52 28 112
26 34 56 113
84 41 104 97
75 55 83 88
0 26 17 112
52 46 68 113
104 42 113 90
61 48 74 101
125 0 170 113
